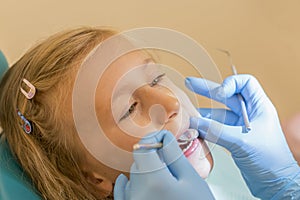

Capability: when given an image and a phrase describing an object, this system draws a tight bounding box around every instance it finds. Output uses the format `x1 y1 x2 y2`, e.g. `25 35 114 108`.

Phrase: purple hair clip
16 109 32 134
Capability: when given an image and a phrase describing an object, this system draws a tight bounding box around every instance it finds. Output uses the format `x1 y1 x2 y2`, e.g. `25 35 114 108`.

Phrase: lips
183 138 201 157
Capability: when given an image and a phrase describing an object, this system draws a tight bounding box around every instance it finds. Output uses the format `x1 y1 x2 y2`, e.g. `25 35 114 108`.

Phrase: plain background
1 0 299 122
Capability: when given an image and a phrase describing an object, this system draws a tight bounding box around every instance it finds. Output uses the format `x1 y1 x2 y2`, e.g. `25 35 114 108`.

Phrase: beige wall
1 0 300 121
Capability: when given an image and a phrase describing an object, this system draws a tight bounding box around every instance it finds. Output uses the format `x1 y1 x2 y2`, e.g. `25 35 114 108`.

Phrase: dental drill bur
217 49 252 132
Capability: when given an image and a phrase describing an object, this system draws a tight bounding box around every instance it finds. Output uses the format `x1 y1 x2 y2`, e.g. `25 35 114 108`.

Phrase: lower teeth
182 140 193 152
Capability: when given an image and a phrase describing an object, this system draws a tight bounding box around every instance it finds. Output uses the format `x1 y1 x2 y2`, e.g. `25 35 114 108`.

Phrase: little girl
0 27 213 199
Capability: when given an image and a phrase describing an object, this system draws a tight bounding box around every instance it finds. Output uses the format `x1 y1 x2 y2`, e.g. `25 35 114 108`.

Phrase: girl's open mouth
177 129 201 157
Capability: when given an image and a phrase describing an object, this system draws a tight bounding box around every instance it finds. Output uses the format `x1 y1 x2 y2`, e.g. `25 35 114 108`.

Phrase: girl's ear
84 170 113 197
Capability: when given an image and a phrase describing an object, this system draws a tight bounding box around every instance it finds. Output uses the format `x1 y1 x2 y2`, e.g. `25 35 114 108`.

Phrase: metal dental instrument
177 129 199 145
133 129 199 150
133 142 163 150
217 49 252 132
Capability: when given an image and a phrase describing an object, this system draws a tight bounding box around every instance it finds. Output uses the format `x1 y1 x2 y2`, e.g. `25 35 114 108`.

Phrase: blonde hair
0 27 116 199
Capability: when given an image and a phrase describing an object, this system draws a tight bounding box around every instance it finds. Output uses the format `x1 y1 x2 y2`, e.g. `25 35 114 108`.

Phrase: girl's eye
149 73 165 87
120 102 138 121
119 73 166 121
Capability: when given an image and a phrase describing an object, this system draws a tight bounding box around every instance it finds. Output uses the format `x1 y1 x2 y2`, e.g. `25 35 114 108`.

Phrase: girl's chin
185 138 213 179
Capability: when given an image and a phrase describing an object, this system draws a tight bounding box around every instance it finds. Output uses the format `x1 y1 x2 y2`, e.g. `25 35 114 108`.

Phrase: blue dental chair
0 51 41 200
0 51 8 80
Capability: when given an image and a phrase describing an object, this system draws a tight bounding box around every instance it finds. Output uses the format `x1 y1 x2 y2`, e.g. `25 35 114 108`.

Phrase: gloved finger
165 147 200 181
185 76 270 117
137 130 194 180
113 174 128 200
185 77 241 113
131 131 167 174
167 155 214 196
156 131 193 180
216 74 266 102
185 77 220 100
217 75 274 115
157 130 183 166
159 131 218 198
190 116 242 151
198 108 240 126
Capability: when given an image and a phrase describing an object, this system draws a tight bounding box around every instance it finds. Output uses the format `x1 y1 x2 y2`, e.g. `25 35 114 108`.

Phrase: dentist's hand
114 130 214 200
186 75 300 199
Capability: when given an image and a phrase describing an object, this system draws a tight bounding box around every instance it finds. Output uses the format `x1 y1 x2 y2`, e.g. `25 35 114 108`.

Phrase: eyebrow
115 58 154 93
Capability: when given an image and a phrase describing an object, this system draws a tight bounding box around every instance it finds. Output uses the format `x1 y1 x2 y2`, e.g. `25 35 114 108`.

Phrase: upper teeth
177 129 199 142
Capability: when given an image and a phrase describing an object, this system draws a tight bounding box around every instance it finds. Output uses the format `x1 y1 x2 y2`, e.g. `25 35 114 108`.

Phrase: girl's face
94 51 213 180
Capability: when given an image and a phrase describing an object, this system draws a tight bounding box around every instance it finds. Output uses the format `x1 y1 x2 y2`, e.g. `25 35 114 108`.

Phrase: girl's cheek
131 106 151 127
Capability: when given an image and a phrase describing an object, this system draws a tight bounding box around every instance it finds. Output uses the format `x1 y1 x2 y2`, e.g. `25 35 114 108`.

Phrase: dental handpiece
217 49 251 132
133 129 199 150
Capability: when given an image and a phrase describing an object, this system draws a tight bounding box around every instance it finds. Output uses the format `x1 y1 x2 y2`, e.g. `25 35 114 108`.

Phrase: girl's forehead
108 51 152 71
95 52 156 110
98 52 154 87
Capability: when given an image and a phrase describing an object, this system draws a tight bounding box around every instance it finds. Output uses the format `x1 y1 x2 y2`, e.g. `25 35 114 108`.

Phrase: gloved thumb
114 174 128 200
185 77 222 102
216 74 265 100
197 108 239 126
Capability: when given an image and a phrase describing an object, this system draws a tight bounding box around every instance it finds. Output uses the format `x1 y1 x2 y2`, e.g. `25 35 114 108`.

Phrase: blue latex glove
186 75 300 200
114 130 215 200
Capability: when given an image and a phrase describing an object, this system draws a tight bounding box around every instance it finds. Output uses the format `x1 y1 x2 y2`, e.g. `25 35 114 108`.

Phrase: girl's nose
136 85 180 123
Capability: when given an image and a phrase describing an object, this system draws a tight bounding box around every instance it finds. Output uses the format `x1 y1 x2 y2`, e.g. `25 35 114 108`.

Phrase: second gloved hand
186 75 300 199
114 130 214 200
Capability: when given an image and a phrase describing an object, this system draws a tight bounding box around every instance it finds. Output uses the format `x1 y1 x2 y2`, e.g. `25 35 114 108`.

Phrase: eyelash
120 73 166 121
